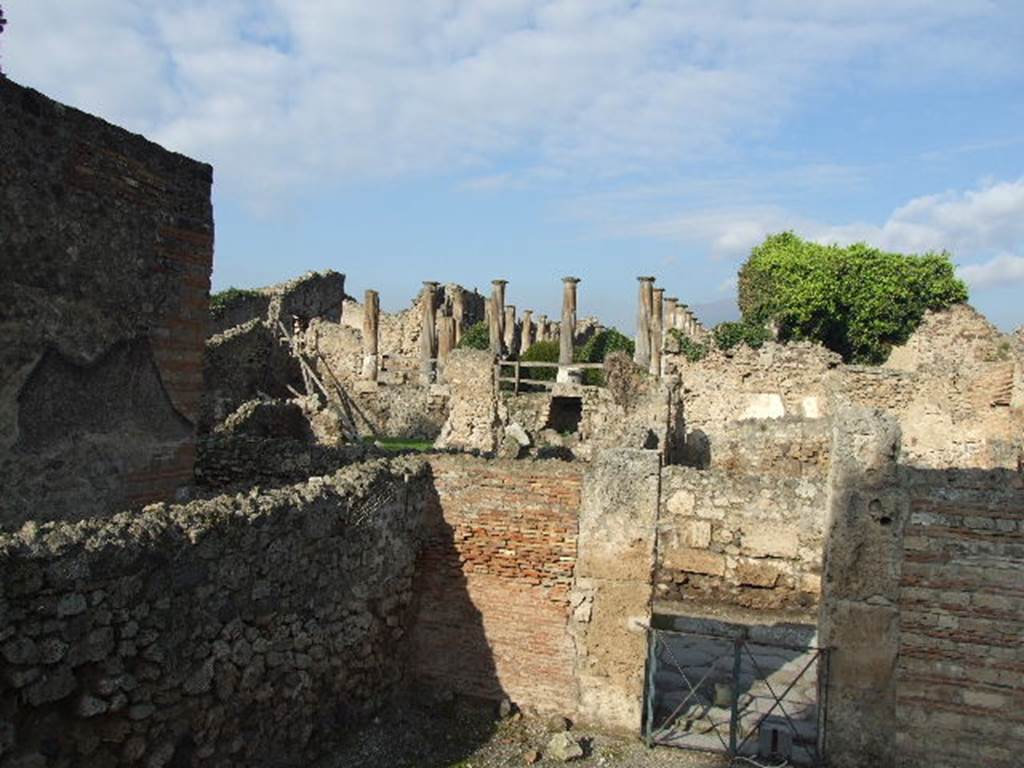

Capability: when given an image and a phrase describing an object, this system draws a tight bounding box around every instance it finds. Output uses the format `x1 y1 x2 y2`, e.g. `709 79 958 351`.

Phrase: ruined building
1 78 1023 768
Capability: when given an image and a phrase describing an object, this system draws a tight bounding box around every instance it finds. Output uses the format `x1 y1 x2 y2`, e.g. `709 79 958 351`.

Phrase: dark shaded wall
0 78 214 528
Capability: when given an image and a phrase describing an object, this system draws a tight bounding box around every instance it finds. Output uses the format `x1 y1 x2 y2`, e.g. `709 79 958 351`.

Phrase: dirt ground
321 698 737 768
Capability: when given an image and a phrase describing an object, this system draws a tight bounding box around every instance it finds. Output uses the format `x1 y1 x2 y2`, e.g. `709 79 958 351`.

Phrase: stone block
740 524 799 558
685 520 712 549
740 393 785 420
735 559 781 588
663 548 725 576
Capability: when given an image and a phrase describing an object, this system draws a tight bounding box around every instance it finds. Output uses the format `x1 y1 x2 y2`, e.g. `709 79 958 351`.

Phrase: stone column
420 281 438 383
537 315 549 343
560 277 580 368
504 304 518 358
634 277 654 368
437 315 456 378
676 303 688 332
664 297 678 339
650 287 664 377
521 310 534 354
489 279 507 357
361 289 380 381
451 289 466 345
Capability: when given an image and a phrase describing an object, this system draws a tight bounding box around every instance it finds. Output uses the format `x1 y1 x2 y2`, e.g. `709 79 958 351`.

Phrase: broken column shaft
635 276 655 368
361 289 380 382
651 287 664 377
489 279 507 357
560 277 580 367
521 310 534 354
420 281 438 383
504 305 518 358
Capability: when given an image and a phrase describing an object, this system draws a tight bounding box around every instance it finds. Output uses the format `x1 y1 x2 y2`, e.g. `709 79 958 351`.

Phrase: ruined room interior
2 77 1023 768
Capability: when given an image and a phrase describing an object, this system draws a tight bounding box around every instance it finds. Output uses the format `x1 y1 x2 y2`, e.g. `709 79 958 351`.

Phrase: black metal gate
644 625 829 766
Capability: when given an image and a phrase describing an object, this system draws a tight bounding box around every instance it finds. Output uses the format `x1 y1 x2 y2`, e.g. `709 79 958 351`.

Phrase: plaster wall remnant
0 77 213 528
361 289 380 381
634 277 654 368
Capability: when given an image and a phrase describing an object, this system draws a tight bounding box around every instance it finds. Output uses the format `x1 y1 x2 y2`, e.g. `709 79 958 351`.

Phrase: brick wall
0 78 213 528
895 469 1024 768
409 456 583 714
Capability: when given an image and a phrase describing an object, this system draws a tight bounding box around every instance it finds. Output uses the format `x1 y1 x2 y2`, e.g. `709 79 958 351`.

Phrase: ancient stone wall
894 468 1024 768
208 271 345 337
0 459 428 768
0 79 214 529
409 456 583 715
194 433 378 489
657 418 831 616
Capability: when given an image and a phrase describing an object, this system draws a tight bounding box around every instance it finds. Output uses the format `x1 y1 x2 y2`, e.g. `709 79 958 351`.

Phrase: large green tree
738 232 967 364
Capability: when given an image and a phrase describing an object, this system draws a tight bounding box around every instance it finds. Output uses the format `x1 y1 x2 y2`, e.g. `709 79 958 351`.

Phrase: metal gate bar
644 626 830 766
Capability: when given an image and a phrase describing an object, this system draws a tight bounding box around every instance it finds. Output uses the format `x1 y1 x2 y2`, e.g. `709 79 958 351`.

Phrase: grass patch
365 436 434 452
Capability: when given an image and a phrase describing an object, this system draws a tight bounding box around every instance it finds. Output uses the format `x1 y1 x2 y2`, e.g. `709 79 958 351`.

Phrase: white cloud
958 253 1024 289
4 1 1021 204
637 177 1024 290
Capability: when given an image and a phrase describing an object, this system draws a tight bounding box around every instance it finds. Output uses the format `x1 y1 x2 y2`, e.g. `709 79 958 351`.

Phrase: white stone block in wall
800 396 821 418
739 393 786 420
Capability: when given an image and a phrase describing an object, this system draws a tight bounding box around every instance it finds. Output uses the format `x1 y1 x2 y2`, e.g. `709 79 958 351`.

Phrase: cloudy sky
4 1 1024 331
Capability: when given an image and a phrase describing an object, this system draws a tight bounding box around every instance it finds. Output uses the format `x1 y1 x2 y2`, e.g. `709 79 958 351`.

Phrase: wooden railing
494 360 604 392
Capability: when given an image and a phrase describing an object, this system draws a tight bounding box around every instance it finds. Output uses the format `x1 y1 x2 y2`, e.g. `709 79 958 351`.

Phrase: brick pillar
437 315 456 380
537 315 549 343
361 289 380 381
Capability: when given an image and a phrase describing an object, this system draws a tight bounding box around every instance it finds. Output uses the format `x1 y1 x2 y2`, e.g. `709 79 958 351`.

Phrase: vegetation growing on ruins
738 232 968 363
577 329 634 384
209 286 262 316
457 320 490 351
520 340 560 381
668 329 709 361
712 320 772 352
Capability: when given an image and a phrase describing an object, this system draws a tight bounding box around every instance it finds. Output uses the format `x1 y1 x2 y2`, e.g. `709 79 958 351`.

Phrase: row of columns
361 275 704 384
635 276 707 376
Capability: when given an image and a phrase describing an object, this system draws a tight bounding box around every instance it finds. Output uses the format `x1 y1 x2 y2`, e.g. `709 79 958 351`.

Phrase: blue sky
5 1 1024 332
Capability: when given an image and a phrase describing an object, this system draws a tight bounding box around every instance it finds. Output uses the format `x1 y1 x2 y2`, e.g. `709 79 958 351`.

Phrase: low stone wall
0 459 428 767
409 455 583 714
194 433 379 489
895 468 1024 768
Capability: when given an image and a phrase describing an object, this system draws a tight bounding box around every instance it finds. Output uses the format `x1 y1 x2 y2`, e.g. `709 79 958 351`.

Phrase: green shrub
712 321 772 351
668 328 709 361
738 232 967 363
209 287 262 316
457 320 491 351
519 340 560 381
576 328 635 384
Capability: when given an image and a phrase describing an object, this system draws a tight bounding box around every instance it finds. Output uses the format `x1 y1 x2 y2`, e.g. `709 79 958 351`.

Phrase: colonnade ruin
2 77 1024 768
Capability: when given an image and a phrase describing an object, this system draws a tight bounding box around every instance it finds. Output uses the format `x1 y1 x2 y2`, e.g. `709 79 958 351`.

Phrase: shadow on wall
362 471 506 767
822 455 1024 768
